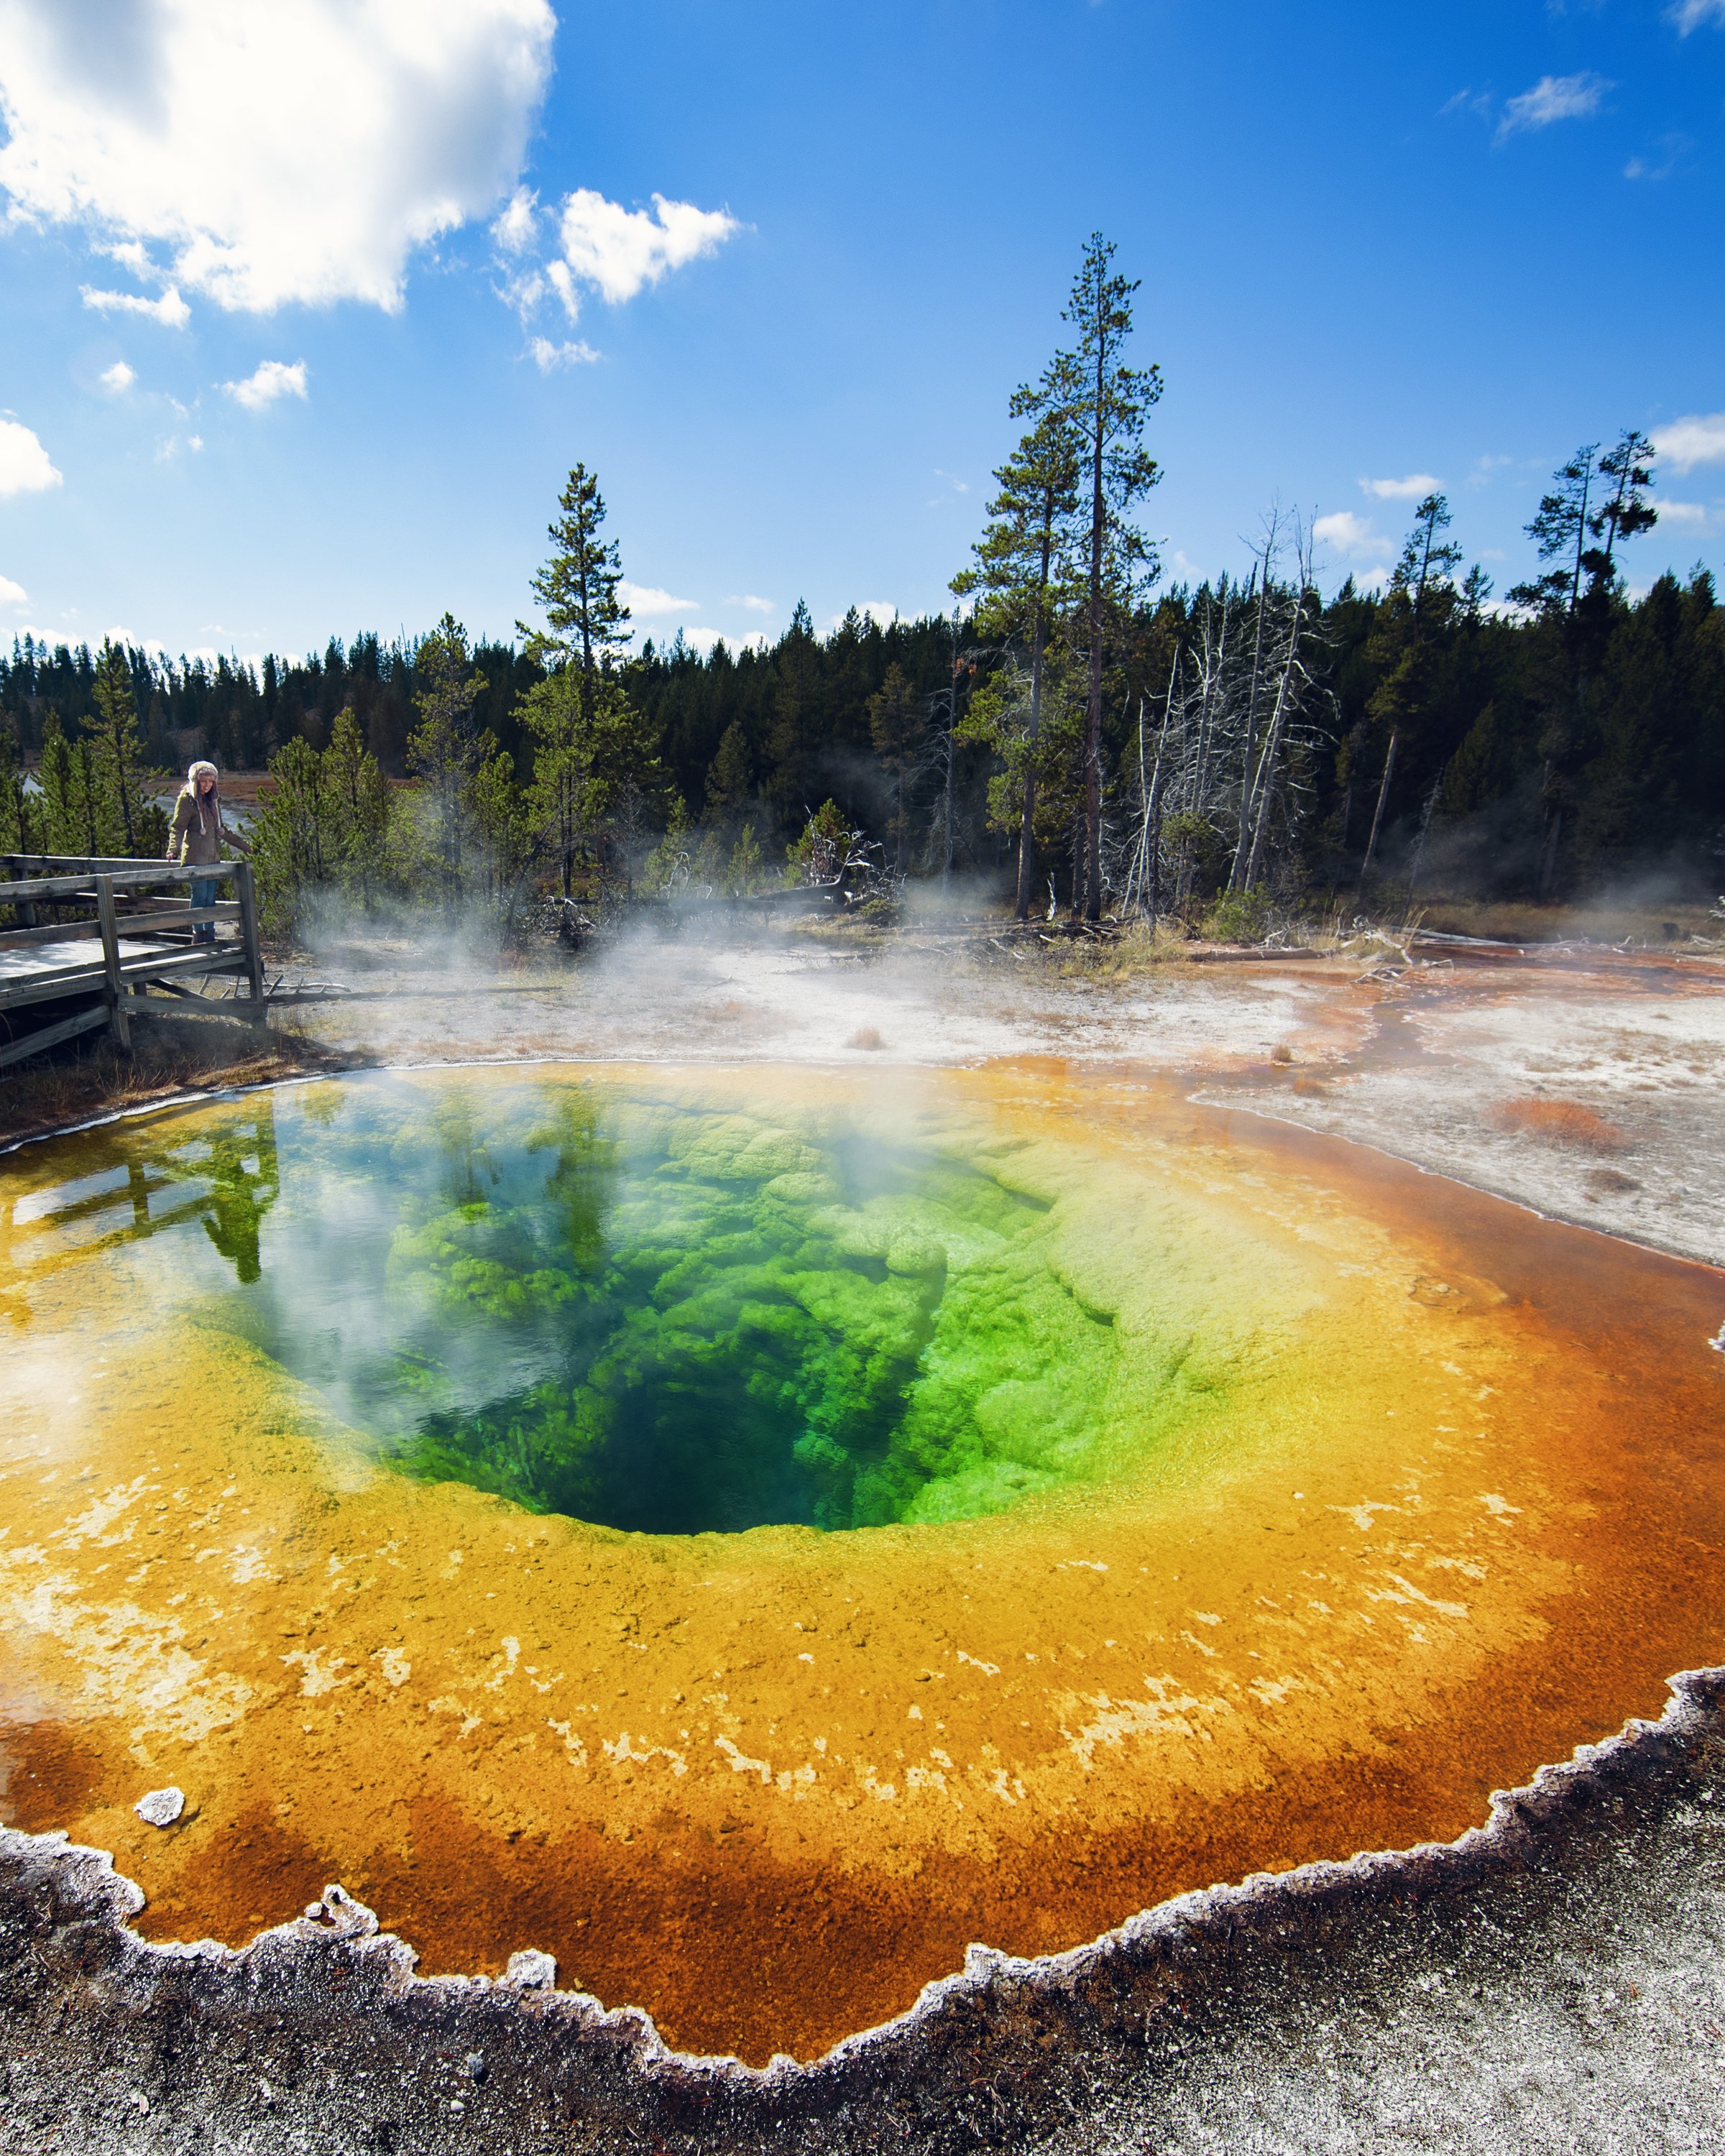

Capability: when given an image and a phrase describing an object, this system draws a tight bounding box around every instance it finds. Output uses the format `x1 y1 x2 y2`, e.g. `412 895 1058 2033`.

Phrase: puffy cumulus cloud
0 573 27 607
80 283 190 326
1496 73 1611 142
1657 500 1712 533
1361 473 1440 501
1653 413 1725 474
223 359 307 411
0 416 61 494
99 359 136 392
1313 510 1388 559
619 579 699 617
528 335 599 371
0 0 555 313
491 185 538 256
726 593 775 615
557 190 737 305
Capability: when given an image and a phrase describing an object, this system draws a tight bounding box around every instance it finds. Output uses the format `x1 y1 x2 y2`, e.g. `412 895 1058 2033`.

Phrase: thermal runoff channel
2 1064 1723 2063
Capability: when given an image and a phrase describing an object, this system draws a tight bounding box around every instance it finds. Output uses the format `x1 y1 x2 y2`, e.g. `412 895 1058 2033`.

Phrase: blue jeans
191 877 217 942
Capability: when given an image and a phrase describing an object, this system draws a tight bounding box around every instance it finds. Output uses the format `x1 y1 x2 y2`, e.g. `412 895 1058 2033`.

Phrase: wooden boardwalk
0 854 266 1071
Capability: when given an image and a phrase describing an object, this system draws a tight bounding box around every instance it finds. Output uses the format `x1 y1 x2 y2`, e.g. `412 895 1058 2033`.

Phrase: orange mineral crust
1 1061 1721 2064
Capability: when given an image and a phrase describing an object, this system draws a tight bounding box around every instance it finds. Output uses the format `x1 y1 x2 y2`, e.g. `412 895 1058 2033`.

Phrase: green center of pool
29 1074 1233 1535
213 1082 1138 1533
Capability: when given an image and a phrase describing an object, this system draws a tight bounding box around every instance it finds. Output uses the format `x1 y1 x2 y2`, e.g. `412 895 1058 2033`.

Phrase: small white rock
134 1787 185 1828
504 1948 556 1989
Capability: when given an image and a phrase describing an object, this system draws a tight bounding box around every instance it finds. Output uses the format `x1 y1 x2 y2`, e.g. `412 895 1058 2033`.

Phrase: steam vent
3 1061 1724 2068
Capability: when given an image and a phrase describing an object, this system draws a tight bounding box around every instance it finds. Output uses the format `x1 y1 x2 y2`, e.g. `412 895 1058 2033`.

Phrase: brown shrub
847 1026 887 1051
1489 1096 1629 1153
1269 1045 1294 1064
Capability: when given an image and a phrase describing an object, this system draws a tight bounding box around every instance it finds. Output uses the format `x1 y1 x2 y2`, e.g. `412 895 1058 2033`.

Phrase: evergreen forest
2 236 1719 933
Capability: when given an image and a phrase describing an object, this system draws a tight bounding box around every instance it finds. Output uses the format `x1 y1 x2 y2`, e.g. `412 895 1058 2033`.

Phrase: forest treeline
3 236 1720 929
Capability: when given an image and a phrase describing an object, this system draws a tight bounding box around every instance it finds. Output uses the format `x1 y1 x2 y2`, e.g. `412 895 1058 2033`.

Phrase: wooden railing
0 854 266 1069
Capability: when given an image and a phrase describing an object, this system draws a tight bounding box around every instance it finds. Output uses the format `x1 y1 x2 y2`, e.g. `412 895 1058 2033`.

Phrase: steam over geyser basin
1 1061 1721 2064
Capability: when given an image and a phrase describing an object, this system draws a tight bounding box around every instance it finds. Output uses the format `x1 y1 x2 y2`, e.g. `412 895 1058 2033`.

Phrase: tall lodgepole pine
952 407 1081 917
518 462 636 898
522 463 632 732
1046 234 1161 919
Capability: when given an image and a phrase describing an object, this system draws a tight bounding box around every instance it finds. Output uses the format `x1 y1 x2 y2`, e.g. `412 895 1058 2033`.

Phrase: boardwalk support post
95 873 131 1051
234 859 266 1021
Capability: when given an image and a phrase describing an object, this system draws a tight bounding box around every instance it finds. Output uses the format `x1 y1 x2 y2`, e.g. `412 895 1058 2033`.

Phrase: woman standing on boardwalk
167 760 250 943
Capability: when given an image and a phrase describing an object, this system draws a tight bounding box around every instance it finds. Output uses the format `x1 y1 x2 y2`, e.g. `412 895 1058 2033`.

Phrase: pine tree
704 717 753 820
36 717 77 854
1584 430 1659 596
0 714 34 857
323 706 391 907
522 464 632 723
952 407 1082 914
1034 234 1162 917
1397 494 1464 614
91 637 150 854
406 614 488 896
1511 447 1599 618
866 662 926 868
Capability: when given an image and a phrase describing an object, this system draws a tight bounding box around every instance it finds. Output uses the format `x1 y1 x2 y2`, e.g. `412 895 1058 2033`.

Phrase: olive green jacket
167 790 252 868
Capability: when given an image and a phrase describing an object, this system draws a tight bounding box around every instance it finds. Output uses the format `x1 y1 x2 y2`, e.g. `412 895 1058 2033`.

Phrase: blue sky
1 0 1721 669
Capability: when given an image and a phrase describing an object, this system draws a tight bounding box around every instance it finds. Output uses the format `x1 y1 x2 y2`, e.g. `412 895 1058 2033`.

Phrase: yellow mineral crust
1 1061 1721 2063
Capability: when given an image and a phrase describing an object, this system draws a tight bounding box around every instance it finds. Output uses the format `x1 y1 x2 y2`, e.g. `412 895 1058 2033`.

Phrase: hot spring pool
2 1061 1721 2062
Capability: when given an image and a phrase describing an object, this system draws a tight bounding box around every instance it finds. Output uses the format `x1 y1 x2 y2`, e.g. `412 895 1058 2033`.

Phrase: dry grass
846 1026 888 1051
1269 1045 1294 1064
1054 918 1200 980
1489 1095 1631 1153
0 1018 339 1149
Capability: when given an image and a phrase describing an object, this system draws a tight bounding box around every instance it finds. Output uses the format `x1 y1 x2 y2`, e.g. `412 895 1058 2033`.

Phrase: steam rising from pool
200 1082 1146 1534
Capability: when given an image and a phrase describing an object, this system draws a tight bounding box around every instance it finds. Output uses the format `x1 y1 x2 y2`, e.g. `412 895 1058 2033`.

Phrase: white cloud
0 417 62 495
1352 566 1394 595
1496 73 1611 141
223 359 307 412
1653 413 1725 473
619 579 699 617
546 260 580 319
0 0 555 313
1670 0 1725 29
98 359 136 392
80 284 190 327
1658 500 1712 532
497 268 545 318
528 335 599 371
491 185 538 255
829 601 900 632
557 190 738 304
1314 510 1389 559
0 573 27 607
726 594 775 615
156 430 203 461
678 626 724 655
1360 473 1440 501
